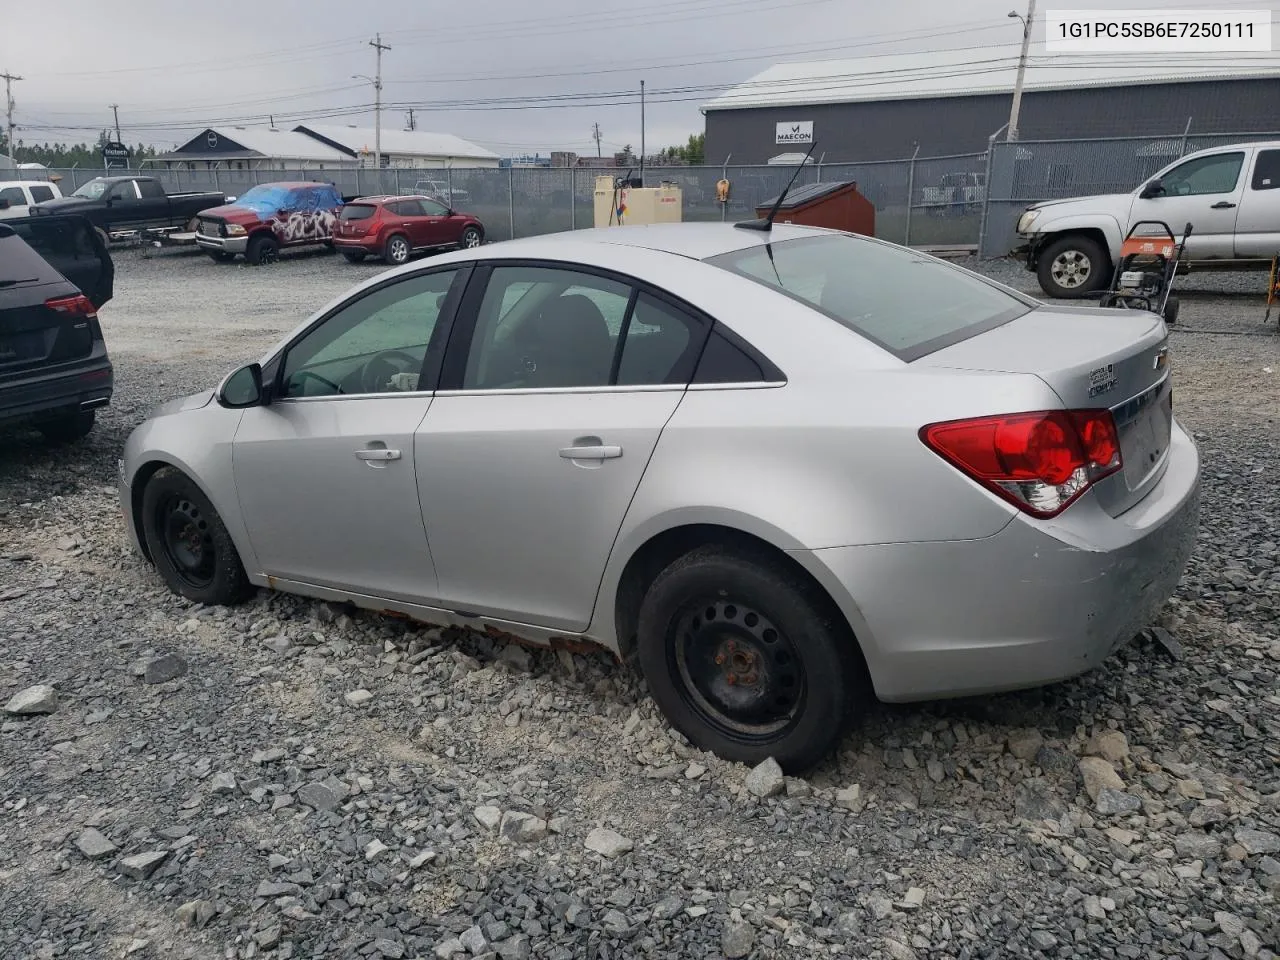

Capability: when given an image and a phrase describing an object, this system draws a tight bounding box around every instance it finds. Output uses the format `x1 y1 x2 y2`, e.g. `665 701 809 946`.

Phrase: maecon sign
775 121 814 145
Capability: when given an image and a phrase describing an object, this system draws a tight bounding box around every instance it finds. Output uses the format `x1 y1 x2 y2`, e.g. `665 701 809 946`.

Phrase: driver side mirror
219 362 266 408
1140 178 1165 199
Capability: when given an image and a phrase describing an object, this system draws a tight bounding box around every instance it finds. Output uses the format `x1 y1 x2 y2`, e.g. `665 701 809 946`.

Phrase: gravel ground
2 243 1278 960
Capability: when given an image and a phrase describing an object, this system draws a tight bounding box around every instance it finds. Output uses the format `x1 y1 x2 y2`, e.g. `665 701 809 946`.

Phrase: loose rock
143 654 188 684
4 684 57 715
584 827 633 857
744 757 785 798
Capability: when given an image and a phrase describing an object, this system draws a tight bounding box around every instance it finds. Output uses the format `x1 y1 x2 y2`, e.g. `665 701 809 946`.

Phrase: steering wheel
362 349 423 393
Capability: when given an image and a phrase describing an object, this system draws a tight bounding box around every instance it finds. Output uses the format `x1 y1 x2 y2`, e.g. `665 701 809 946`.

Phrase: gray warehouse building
702 50 1280 164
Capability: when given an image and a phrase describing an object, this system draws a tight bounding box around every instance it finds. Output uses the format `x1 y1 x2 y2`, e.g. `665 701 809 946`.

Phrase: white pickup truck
1013 140 1280 298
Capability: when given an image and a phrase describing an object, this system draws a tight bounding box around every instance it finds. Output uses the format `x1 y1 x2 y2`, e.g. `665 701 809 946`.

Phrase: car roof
350 195 431 204
472 221 842 261
0 180 58 189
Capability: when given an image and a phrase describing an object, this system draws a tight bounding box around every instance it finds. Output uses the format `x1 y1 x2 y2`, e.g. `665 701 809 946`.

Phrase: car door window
1251 149 1280 191
109 181 138 202
0 186 25 206
281 269 459 399
138 179 164 199
29 185 55 203
420 198 449 216
615 293 704 386
463 266 632 390
393 199 425 217
1159 152 1244 196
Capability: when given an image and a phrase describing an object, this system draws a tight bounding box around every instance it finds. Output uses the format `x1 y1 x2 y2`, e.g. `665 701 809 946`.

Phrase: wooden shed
754 180 875 236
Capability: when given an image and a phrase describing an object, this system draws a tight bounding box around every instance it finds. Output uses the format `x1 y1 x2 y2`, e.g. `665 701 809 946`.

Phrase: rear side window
0 186 25 206
0 228 62 285
706 234 1033 361
1252 149 1280 191
29 185 55 203
339 204 376 220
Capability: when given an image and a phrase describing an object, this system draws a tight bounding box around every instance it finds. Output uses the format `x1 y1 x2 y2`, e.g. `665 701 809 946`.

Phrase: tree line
0 129 160 168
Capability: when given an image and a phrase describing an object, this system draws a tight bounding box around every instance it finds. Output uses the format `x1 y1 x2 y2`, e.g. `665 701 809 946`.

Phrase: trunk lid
918 304 1172 517
0 227 95 380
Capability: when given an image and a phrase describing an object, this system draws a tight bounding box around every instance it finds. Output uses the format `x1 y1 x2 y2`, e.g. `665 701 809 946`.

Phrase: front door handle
355 448 401 461
1210 201 1237 209
559 444 622 461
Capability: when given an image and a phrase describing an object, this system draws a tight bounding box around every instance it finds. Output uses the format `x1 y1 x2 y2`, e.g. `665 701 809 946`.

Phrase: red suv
333 195 484 265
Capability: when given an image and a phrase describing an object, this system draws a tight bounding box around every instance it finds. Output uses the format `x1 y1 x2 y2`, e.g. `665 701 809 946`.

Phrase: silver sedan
118 223 1200 771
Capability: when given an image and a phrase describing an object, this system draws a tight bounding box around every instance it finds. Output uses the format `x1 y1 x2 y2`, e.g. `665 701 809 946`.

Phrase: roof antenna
735 141 817 233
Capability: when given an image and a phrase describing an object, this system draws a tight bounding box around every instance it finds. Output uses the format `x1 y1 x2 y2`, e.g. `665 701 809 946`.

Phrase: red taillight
45 293 97 318
921 410 1122 518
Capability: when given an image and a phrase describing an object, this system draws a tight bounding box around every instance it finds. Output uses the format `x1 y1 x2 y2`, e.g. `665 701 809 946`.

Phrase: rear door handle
1210 201 1237 209
355 448 401 461
559 444 622 460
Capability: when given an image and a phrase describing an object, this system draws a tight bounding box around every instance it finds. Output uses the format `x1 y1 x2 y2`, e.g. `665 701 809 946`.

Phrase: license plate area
1116 378 1172 490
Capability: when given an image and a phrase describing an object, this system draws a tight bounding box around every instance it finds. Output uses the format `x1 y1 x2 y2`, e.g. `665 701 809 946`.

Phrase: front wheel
636 545 866 773
1036 235 1109 299
459 226 483 249
140 467 253 606
245 234 279 266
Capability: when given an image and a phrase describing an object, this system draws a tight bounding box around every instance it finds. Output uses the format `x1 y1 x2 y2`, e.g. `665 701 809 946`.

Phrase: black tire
38 409 95 443
1036 234 1110 299
384 233 411 265
140 467 253 606
459 225 483 250
94 227 110 248
206 250 234 263
1162 295 1179 325
342 250 367 264
245 234 279 266
635 544 866 773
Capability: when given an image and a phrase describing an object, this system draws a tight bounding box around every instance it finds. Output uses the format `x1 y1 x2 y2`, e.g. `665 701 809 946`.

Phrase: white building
292 124 500 169
158 126 357 170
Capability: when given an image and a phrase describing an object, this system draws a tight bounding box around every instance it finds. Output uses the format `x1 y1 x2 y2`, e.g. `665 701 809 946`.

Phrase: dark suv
0 214 114 441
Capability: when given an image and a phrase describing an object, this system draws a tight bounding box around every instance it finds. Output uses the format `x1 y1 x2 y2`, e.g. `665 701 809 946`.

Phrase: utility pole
2 72 22 163
592 122 602 158
405 108 415 131
109 103 121 141
369 33 391 169
639 80 645 184
1006 0 1036 142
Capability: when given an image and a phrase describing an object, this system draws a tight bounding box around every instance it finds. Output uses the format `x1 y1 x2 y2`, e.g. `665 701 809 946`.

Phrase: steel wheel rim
390 237 409 262
463 230 480 248
668 598 806 740
1050 249 1091 288
157 495 216 589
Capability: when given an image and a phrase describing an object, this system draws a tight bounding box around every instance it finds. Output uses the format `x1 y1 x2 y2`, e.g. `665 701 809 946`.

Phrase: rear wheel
459 226 483 249
636 545 866 773
140 468 253 606
1037 235 1109 299
342 250 367 264
384 233 411 265
38 409 95 443
246 234 279 266
1162 295 1180 325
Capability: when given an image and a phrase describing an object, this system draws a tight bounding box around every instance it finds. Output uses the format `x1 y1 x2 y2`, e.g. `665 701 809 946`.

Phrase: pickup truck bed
35 176 227 241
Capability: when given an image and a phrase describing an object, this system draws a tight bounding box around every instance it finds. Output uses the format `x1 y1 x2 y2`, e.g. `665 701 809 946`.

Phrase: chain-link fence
16 128 1277 258
978 131 1280 258
20 155 987 249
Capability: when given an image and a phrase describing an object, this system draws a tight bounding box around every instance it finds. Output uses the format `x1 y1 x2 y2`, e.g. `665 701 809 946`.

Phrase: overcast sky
6 0 1275 157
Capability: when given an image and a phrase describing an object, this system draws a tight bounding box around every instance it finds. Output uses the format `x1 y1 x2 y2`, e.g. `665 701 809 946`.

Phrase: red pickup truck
194 181 344 265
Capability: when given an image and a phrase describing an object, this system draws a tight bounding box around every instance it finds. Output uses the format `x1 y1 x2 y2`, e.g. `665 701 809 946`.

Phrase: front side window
138 179 164 199
1158 152 1245 196
0 186 24 206
281 269 459 399
706 234 1032 361
1251 149 1280 191
108 181 137 202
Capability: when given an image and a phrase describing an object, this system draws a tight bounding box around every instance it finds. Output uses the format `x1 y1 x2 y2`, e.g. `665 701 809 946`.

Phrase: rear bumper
0 359 113 423
195 234 248 255
332 236 381 253
796 419 1200 702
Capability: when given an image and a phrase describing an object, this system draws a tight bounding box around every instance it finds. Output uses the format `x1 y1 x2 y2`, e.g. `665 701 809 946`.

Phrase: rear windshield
0 228 62 287
705 234 1033 361
339 204 376 220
